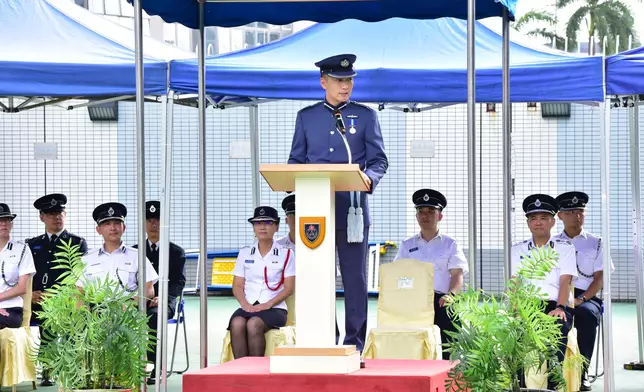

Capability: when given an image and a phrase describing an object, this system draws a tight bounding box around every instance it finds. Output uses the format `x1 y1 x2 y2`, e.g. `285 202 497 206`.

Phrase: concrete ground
15 296 644 392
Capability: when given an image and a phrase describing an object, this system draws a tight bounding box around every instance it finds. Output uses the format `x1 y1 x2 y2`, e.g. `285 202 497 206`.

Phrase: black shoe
41 379 54 387
41 370 54 387
580 374 592 391
147 368 156 385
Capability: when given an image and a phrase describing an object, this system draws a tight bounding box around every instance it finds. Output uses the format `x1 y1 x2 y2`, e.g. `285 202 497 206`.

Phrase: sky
514 0 643 44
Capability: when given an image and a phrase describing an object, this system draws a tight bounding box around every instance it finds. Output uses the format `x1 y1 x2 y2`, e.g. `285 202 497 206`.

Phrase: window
104 0 121 16
88 0 104 13
73 0 88 7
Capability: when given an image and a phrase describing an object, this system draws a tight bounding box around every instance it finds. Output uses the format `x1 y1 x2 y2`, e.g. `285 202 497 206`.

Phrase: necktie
50 234 58 244
151 244 158 253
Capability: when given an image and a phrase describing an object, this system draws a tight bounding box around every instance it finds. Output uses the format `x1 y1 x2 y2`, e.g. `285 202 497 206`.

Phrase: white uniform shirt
554 230 615 291
394 233 469 294
0 240 37 309
232 241 295 311
510 238 578 302
78 243 159 296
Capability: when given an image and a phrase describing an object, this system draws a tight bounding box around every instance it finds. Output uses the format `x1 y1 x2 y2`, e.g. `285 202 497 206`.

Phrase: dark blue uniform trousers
573 288 602 374
335 227 370 352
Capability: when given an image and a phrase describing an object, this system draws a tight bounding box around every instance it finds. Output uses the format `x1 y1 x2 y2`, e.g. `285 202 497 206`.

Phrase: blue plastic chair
167 292 189 376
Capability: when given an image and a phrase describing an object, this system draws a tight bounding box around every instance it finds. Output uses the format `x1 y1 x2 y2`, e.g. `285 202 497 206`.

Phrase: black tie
50 234 58 244
151 244 158 253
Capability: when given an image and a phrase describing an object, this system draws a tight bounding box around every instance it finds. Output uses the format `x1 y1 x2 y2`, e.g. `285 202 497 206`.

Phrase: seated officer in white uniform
511 194 577 390
229 206 295 359
276 194 295 249
555 191 613 391
77 203 158 302
394 189 468 360
0 203 36 329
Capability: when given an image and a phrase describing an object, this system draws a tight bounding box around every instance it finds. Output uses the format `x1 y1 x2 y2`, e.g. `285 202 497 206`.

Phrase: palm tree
558 0 638 54
514 9 566 50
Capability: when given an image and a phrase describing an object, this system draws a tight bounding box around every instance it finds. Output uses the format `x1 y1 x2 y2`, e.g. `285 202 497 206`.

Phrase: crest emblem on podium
299 217 326 249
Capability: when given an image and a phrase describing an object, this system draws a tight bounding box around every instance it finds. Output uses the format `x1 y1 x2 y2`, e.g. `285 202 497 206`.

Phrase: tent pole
501 7 512 283
198 0 209 370
155 91 175 392
599 101 616 392
133 0 148 390
466 0 478 290
628 98 644 363
249 105 261 209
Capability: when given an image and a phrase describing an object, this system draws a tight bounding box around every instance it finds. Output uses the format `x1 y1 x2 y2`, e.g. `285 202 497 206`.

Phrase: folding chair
167 292 189 375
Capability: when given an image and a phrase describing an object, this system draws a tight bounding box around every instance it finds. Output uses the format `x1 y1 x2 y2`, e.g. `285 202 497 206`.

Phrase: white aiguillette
269 345 361 374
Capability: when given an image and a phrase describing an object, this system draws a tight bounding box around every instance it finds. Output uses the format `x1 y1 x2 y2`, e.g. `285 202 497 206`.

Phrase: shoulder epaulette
555 239 573 246
512 239 528 247
298 101 324 113
349 101 375 112
86 248 100 255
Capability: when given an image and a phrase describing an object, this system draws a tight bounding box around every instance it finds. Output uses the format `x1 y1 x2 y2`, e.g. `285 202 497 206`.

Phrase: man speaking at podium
287 53 388 352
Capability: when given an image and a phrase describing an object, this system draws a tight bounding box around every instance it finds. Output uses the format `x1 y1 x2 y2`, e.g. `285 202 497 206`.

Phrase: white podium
259 164 370 374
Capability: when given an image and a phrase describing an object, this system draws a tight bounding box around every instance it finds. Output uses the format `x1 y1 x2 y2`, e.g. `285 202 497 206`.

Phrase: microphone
334 110 346 135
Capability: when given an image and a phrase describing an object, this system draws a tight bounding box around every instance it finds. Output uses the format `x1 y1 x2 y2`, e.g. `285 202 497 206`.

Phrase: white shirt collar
558 229 587 240
416 231 443 243
99 242 127 256
47 229 65 239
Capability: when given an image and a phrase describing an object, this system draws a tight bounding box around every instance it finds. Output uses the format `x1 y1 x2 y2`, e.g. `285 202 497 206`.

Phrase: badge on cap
150 205 156 213
340 59 349 67
51 199 57 206
0 206 3 212
259 208 265 216
108 207 114 216
572 196 578 204
535 199 542 207
423 194 430 202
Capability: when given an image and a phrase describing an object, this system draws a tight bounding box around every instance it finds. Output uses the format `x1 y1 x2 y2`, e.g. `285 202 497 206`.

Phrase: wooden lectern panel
259 164 370 192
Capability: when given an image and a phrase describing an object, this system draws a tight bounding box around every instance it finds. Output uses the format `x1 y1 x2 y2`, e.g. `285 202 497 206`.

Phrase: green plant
34 239 152 391
444 246 584 392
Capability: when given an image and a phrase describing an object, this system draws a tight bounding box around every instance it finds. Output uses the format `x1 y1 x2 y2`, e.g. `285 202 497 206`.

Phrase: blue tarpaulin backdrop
0 0 191 97
132 0 518 30
169 18 605 103
606 46 644 96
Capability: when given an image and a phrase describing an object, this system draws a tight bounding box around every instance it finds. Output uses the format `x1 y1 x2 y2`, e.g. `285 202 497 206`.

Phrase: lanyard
264 248 291 291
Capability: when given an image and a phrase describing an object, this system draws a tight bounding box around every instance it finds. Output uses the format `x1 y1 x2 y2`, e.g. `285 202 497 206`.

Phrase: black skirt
0 307 23 329
227 302 287 330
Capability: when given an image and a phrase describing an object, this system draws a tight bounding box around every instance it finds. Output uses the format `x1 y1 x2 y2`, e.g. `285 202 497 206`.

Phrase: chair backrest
285 294 295 327
377 258 435 328
21 277 33 328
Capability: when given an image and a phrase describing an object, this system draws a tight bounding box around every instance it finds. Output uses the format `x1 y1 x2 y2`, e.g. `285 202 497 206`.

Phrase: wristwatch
577 295 587 302
556 304 566 311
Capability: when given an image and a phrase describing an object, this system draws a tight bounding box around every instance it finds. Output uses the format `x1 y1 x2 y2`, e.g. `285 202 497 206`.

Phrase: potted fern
34 239 152 391
443 246 584 392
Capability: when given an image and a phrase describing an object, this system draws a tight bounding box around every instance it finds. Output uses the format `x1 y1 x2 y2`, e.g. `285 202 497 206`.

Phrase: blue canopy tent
0 0 191 108
129 2 613 390
606 46 644 96
132 0 517 29
606 46 644 364
170 18 604 103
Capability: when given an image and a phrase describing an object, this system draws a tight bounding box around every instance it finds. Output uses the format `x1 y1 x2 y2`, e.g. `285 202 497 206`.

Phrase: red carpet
183 357 454 392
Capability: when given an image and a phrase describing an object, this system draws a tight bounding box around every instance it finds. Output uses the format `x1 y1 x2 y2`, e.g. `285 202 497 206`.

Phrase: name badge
33 246 42 250
245 259 255 264
409 247 419 253
272 260 279 264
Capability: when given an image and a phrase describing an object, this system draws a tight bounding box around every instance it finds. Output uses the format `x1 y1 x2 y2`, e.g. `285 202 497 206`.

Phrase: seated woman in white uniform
0 203 36 329
229 206 295 359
